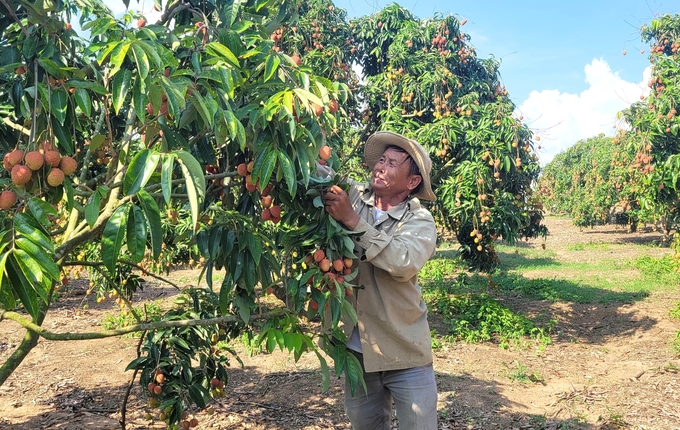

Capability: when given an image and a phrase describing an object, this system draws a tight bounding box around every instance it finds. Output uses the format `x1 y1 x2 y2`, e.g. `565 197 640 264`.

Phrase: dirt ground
1 217 679 430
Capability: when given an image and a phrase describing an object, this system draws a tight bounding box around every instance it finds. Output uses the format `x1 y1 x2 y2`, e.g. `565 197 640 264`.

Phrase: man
322 131 438 430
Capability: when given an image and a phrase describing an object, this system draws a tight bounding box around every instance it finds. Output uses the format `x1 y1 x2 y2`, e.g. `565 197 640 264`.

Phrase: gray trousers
344 352 438 430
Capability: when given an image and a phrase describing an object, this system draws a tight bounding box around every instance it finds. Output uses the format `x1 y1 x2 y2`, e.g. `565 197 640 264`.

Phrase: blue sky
334 0 680 163
110 0 680 164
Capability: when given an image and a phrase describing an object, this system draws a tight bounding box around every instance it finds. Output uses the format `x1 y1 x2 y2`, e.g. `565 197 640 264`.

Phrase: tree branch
0 310 280 340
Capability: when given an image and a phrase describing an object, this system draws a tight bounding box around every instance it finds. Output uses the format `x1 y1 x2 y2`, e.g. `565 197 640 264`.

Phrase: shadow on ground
2 365 603 430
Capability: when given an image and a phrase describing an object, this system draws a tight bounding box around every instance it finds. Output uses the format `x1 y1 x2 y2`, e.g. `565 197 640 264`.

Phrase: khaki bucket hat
364 131 436 201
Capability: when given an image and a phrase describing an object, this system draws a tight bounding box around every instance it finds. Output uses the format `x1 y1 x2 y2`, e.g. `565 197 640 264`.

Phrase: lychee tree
348 5 547 272
535 133 652 231
622 13 680 243
0 0 361 426
0 0 548 427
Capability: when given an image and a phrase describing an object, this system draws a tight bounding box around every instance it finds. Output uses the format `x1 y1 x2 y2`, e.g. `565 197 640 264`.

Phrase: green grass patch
670 302 680 321
101 300 164 336
425 290 552 348
671 302 680 354
502 360 544 384
567 242 610 251
486 246 679 304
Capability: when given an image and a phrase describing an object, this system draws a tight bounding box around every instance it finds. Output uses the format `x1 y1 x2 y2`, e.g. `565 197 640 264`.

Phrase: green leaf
85 192 101 228
295 140 311 187
188 91 214 127
73 88 92 117
224 110 245 150
27 198 57 227
137 190 163 259
129 43 150 80
50 90 68 125
277 150 297 196
51 117 74 154
14 213 53 252
38 58 66 79
14 238 59 282
346 352 366 397
23 35 38 59
159 76 186 119
219 274 234 315
175 150 206 230
161 153 174 204
124 149 160 195
67 80 108 95
111 69 133 115
127 205 147 263
132 75 147 121
293 88 324 110
14 253 48 307
63 178 74 211
101 204 129 273
315 351 331 392
252 147 277 190
6 253 38 319
263 54 280 82
109 41 131 77
204 42 240 68
0 253 14 311
136 40 163 70
233 294 251 323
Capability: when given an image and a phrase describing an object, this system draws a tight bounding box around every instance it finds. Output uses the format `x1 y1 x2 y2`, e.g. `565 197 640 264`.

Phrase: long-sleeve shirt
322 169 437 372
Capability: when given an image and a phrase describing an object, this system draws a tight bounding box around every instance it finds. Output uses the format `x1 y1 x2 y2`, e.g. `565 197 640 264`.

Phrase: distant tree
536 133 648 231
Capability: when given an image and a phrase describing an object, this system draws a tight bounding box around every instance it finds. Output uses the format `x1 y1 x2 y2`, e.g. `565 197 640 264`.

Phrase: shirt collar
360 186 421 220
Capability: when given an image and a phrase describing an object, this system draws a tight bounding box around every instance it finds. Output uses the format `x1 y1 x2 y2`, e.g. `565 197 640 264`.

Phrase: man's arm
353 210 436 282
323 185 436 282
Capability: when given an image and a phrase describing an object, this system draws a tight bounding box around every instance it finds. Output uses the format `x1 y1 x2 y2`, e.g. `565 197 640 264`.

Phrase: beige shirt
342 179 437 372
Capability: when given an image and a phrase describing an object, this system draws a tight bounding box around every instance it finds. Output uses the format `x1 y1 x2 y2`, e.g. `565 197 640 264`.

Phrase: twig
119 331 146 430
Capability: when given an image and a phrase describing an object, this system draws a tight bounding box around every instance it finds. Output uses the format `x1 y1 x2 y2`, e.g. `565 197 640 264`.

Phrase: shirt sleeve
353 209 437 282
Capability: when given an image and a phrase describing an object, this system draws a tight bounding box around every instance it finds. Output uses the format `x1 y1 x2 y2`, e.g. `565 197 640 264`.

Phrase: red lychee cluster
309 248 354 290
1 141 78 210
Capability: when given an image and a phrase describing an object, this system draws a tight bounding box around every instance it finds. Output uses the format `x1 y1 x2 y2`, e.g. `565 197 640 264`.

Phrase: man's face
371 148 421 198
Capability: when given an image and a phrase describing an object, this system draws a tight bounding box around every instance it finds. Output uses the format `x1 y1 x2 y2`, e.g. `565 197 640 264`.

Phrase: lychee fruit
237 163 248 177
6 149 24 169
245 175 256 192
39 141 55 152
0 190 17 210
11 164 32 186
319 145 332 161
313 249 325 263
319 258 331 272
261 195 273 208
59 156 78 175
46 168 65 187
44 150 61 168
24 151 44 171
332 259 344 272
311 103 324 116
261 208 272 221
269 205 281 218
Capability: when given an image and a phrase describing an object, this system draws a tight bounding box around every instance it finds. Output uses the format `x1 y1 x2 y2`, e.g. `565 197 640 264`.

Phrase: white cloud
517 58 652 165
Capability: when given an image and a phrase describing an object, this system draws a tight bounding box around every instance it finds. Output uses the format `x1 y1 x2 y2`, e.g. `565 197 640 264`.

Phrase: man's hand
323 185 360 230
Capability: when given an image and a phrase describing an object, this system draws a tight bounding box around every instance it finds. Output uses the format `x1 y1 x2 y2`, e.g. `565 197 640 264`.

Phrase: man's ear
407 174 422 191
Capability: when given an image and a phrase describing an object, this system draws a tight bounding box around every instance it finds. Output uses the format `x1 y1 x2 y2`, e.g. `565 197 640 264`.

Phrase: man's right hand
323 185 360 230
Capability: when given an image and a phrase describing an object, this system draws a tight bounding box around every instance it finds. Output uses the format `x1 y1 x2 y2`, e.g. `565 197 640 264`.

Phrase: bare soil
1 217 679 430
